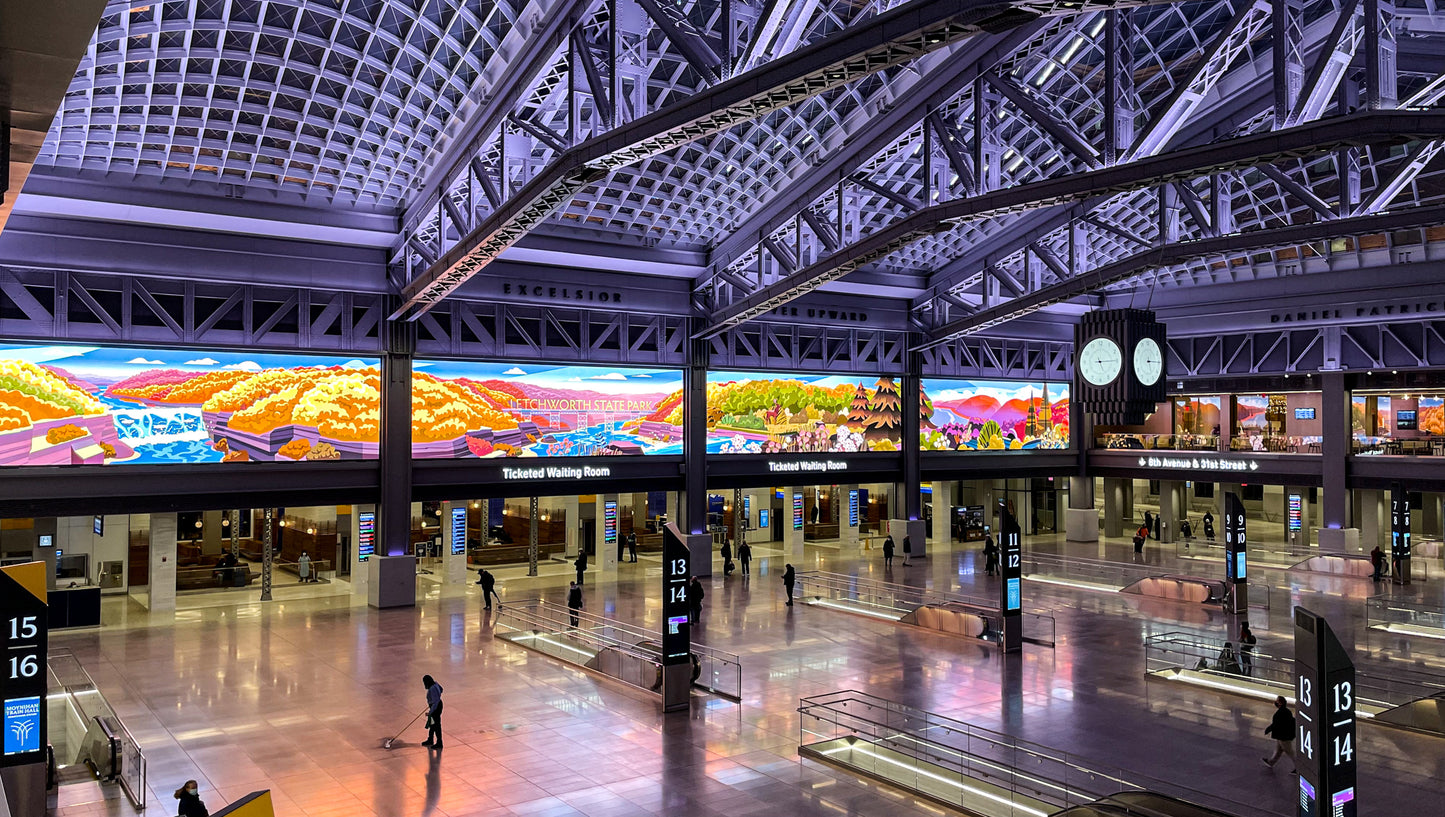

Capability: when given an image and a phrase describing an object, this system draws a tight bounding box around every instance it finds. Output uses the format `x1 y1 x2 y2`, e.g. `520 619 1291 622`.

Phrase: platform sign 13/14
660 524 690 664
1295 607 1356 817
2 562 47 767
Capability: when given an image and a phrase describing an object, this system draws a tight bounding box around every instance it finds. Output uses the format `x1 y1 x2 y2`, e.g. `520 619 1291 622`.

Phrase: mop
382 708 430 749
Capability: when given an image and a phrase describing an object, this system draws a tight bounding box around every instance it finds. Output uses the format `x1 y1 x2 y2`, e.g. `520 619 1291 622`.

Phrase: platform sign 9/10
2 563 47 768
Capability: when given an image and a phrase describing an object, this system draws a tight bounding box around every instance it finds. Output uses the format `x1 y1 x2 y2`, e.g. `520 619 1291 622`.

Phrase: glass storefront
1353 391 1445 456
1096 392 1322 454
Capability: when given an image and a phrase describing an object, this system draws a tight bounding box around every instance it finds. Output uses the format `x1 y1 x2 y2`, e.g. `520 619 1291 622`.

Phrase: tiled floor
48 529 1445 817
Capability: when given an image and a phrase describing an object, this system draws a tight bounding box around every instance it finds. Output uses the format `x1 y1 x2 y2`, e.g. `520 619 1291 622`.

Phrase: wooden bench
468 543 567 566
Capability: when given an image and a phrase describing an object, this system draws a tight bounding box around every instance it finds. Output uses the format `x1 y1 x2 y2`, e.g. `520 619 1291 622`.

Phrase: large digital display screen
1397 409 1417 430
357 512 375 562
759 509 769 528
848 489 859 528
705 371 902 453
411 361 682 458
450 506 467 556
919 379 1069 451
0 344 380 465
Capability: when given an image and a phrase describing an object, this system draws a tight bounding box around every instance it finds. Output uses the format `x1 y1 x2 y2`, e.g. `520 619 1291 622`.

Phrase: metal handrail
1367 594 1445 638
795 570 1057 646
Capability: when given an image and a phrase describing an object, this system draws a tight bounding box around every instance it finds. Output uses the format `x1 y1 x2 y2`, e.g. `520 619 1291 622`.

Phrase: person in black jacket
1239 622 1258 677
782 564 796 606
1203 511 1216 541
628 531 638 563
689 576 704 625
883 535 895 567
739 541 752 575
567 581 583 626
575 548 587 586
720 540 733 576
902 535 913 566
422 674 444 750
983 536 999 576
476 568 501 609
1262 696 1297 772
174 780 209 817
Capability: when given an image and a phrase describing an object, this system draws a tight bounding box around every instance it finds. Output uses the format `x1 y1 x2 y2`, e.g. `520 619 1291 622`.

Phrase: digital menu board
1397 409 1417 430
1288 494 1303 532
792 492 804 531
357 511 375 562
848 489 859 527
1294 407 1316 420
93 516 103 535
450 506 467 556
1 563 46 768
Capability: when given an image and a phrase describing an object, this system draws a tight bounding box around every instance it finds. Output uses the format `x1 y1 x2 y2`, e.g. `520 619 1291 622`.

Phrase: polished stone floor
49 527 1445 817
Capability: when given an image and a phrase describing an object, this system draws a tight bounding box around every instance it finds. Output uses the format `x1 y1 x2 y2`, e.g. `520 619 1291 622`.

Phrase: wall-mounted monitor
1294 407 1316 420
1397 409 1418 430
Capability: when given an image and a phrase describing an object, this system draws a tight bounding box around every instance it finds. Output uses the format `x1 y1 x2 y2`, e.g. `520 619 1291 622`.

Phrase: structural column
562 495 580 558
371 312 417 608
597 493 621 575
261 507 274 601
1318 371 1357 552
681 326 709 541
528 497 539 578
1357 489 1385 550
839 484 860 550
1066 476 1098 543
782 488 805 558
898 344 925 556
1157 481 1183 544
440 501 467 585
1102 477 1130 538
148 513 178 613
930 481 952 548
349 504 374 598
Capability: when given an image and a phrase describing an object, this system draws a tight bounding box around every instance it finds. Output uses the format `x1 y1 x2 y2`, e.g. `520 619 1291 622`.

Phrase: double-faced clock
1075 309 1167 425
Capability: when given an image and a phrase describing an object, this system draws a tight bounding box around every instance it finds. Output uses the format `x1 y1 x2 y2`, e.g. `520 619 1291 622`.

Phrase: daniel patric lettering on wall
1271 300 1443 323
502 283 622 303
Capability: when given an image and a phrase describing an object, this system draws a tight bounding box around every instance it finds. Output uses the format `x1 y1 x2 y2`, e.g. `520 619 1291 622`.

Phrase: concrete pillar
931 481 952 550
839 484 860 550
1154 481 1178 544
665 491 679 528
1066 476 1099 544
597 494 620 574
350 503 374 599
784 489 805 558
1103 477 1130 538
1358 489 1385 549
1422 493 1443 538
201 510 224 555
440 501 467 585
562 495 580 558
632 492 648 538
148 513 178 613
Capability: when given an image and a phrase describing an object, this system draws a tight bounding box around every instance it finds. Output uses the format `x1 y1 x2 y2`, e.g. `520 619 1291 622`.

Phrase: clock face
1133 337 1164 386
1079 337 1123 386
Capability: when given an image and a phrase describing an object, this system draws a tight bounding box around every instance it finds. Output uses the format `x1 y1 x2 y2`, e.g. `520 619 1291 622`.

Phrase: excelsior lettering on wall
502 466 613 480
767 460 848 473
502 283 623 303
1136 455 1260 472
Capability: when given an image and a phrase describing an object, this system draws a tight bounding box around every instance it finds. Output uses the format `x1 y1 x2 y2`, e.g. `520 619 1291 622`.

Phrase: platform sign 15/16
1295 607 1356 817
848 490 859 528
2 562 47 768
357 512 375 562
660 523 690 664
450 506 467 556
792 493 803 531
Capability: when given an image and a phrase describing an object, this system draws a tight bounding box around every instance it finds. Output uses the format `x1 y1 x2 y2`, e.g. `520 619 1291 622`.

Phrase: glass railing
495 599 741 699
798 689 1279 817
48 650 146 810
1353 436 1445 456
794 570 1056 647
1023 553 1272 610
1367 595 1445 640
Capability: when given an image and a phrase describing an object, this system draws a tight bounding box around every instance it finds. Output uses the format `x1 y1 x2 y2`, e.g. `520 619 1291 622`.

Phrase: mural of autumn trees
704 372 900 453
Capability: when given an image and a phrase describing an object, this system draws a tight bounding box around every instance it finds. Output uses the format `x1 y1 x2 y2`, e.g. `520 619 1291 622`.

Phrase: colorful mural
411 362 683 457
704 372 903 453
0 344 380 465
919 379 1070 451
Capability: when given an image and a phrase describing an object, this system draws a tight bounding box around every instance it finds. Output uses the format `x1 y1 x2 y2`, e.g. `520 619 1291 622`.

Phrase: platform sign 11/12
357 512 375 562
2 562 46 768
848 490 859 528
792 493 803 531
450 506 467 556
999 504 1022 653
1295 607 1356 817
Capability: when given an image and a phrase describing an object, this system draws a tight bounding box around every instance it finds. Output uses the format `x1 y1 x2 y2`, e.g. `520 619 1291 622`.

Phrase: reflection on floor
51 531 1445 817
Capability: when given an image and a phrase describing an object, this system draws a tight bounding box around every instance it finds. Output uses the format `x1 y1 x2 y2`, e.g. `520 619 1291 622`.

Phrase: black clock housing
1075 308 1167 425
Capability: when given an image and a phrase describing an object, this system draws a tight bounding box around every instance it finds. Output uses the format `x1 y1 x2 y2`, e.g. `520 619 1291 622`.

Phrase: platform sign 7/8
2 563 47 768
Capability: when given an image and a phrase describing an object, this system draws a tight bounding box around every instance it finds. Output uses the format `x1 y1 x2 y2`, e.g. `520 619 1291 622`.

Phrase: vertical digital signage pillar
1295 607 1356 817
1 562 47 817
661 523 692 712
999 507 1022 653
1224 493 1248 614
1391 483 1411 585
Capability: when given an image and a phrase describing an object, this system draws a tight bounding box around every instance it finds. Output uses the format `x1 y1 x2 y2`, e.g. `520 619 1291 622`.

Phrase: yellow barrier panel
211 790 275 817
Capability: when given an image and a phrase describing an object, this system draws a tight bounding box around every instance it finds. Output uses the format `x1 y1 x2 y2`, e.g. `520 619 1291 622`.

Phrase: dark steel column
902 334 922 522
380 313 416 556
683 325 708 535
1320 372 1349 530
529 496 539 577
261 507 274 601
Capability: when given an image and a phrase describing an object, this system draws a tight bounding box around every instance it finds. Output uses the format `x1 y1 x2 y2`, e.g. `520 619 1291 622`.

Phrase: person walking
1370 545 1385 580
421 675 444 750
575 548 587 586
720 539 733 576
883 534 895 567
1203 511 1215 541
783 564 796 606
983 535 999 576
1143 511 1154 539
174 780 210 817
739 541 752 575
476 568 502 609
689 576 704 625
628 531 638 563
1262 696 1297 773
1239 622 1257 677
902 535 913 566
297 551 312 583
567 581 583 626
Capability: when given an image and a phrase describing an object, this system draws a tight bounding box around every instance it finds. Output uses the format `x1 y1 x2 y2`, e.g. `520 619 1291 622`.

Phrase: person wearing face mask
174 780 209 817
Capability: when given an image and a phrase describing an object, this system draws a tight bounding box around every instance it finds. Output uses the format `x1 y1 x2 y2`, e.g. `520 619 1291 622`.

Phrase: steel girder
390 0 1208 320
1168 321 1445 376
0 267 387 353
707 323 906 373
696 110 1445 338
412 300 688 364
920 337 1072 379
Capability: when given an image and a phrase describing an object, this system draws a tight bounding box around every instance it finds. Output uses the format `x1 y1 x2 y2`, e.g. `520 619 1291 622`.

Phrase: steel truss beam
920 337 1072 380
393 0 1186 319
708 324 906 373
410 301 688 364
1168 321 1445 377
0 267 386 353
922 202 1445 348
697 111 1445 338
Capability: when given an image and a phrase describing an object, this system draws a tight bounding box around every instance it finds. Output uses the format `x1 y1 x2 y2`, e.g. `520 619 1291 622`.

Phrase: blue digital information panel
1236 552 1247 581
759 509 769 529
604 501 618 546
848 489 859 528
3 697 41 757
1006 578 1021 612
450 506 467 556
743 495 751 527
792 493 803 531
357 511 375 562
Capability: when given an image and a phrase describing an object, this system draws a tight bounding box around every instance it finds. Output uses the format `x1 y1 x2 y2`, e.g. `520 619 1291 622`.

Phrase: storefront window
1231 393 1322 453
1096 392 1321 453
1353 393 1445 455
